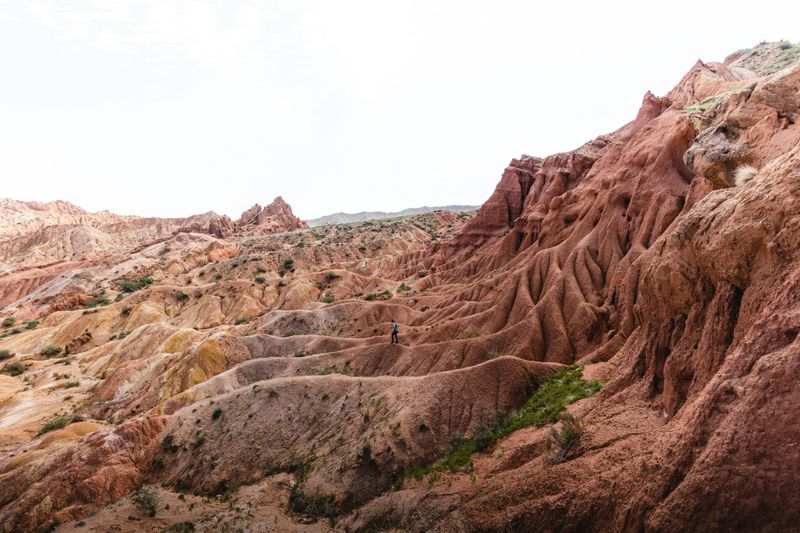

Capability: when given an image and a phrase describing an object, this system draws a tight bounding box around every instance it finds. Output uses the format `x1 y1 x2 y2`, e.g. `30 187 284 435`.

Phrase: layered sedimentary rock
235 196 308 234
0 42 799 532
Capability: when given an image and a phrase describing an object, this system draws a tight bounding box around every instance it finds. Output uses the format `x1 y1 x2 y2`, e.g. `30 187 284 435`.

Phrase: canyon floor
1 41 800 532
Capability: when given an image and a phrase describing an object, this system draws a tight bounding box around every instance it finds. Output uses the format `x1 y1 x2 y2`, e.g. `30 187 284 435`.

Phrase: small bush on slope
400 365 601 485
544 413 584 464
1 361 25 376
132 485 158 517
37 415 73 436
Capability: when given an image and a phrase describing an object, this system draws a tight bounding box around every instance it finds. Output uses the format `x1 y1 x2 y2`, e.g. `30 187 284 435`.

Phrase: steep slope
0 42 798 532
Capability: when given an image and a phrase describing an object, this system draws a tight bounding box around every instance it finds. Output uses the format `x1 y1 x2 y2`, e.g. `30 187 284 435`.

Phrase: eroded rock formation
0 41 799 532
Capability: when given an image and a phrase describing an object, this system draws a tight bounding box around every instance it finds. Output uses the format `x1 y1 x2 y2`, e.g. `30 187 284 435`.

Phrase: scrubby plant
321 295 334 304
279 258 295 277
38 415 73 435
544 413 584 464
363 290 392 301
2 317 15 327
1 361 25 376
121 277 154 293
254 276 266 284
0 349 12 360
175 292 190 302
132 485 158 517
40 346 63 357
211 407 223 421
234 317 248 325
397 283 412 293
84 295 110 308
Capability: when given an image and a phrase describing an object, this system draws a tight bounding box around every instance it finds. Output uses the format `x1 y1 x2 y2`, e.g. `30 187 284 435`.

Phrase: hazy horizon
1 1 797 220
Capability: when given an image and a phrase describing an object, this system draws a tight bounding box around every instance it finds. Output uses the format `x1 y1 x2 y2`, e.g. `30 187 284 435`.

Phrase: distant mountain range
306 205 480 227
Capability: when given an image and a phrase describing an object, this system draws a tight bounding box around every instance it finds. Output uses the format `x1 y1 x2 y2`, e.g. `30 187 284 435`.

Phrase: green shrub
2 317 15 327
132 486 158 517
0 349 12 360
121 277 154 293
544 413 583 464
255 266 267 274
321 295 334 304
24 321 39 330
211 407 223 421
38 415 73 436
254 276 266 284
323 272 340 284
397 283 411 293
363 290 392 301
175 292 190 302
279 258 295 277
63 381 80 389
1 361 25 376
41 346 63 357
84 296 110 308
234 317 248 325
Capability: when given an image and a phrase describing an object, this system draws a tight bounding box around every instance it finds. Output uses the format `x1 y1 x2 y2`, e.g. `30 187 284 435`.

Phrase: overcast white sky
0 1 797 219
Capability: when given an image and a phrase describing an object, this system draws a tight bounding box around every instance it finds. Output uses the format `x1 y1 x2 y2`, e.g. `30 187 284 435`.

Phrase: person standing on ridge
390 320 399 344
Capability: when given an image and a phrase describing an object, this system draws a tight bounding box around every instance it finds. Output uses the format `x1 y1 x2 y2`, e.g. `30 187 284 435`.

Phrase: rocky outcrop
0 42 799 532
235 196 307 234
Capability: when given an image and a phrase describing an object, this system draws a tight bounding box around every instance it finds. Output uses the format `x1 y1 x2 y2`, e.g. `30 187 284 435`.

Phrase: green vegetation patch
121 277 154 293
40 346 63 357
1 361 25 376
400 365 601 485
683 92 731 116
38 415 74 436
363 290 392 301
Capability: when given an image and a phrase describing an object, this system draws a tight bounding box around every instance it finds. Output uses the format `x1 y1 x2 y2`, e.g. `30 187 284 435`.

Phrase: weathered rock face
235 196 308 234
0 42 799 533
